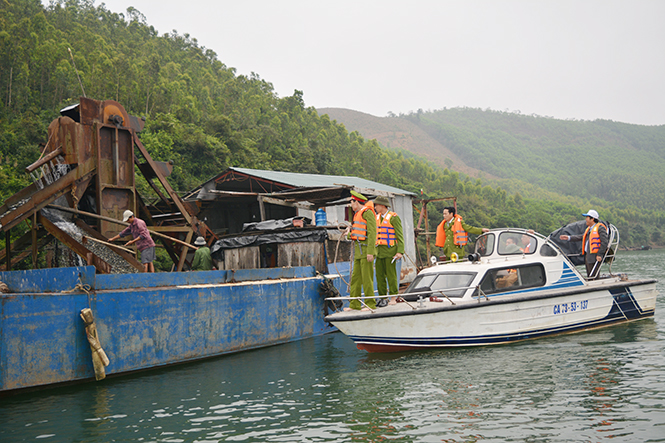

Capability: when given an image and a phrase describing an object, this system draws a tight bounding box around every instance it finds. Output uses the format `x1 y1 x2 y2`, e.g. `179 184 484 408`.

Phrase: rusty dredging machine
0 98 341 394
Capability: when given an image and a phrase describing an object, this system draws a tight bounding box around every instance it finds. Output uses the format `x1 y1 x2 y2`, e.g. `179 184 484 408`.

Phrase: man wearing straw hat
191 236 213 271
345 190 377 311
109 210 156 273
373 196 404 307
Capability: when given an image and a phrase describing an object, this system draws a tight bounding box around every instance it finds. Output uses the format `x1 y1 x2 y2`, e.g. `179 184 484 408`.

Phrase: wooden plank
277 242 326 273
261 196 316 211
223 247 260 270
176 230 193 272
149 226 193 232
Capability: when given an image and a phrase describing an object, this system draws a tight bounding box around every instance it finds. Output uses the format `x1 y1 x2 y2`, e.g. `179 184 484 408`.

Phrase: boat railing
603 224 620 275
473 286 490 302
325 285 483 312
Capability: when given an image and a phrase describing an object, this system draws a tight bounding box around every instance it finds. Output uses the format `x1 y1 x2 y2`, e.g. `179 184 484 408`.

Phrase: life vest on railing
350 206 371 241
582 222 607 254
376 211 398 247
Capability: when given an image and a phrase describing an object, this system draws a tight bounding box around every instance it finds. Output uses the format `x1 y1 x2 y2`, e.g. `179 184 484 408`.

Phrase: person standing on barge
191 236 213 271
109 210 156 273
373 196 404 307
345 191 377 311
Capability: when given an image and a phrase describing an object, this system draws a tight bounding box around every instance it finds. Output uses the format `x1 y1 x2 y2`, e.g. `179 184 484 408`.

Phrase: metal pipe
82 236 136 255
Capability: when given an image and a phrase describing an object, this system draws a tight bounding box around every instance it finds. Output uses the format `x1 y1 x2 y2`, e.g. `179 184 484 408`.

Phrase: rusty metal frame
1 97 217 272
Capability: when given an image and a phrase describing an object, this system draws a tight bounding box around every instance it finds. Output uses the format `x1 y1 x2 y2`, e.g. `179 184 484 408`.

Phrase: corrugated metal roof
230 167 416 196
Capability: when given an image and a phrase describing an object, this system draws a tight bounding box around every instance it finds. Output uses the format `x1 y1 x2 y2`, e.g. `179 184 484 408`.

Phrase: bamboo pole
82 236 136 255
47 205 198 250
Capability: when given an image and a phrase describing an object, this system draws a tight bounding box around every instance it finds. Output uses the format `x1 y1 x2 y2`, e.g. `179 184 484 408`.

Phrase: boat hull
329 280 657 352
0 265 341 393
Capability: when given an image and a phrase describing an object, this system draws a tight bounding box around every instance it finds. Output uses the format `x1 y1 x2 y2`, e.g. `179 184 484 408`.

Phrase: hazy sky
102 0 664 125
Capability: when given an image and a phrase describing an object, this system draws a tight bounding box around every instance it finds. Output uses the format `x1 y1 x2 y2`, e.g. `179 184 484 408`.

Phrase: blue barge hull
0 265 342 393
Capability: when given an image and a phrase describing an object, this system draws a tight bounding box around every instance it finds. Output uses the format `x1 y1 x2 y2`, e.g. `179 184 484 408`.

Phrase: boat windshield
404 272 476 298
475 234 495 256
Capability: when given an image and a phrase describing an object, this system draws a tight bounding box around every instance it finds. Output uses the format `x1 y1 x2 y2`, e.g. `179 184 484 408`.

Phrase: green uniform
349 208 377 310
191 246 213 271
438 218 483 259
375 213 404 297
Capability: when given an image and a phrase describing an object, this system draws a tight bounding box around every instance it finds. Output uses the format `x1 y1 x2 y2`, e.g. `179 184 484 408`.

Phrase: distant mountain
318 107 665 210
317 108 492 179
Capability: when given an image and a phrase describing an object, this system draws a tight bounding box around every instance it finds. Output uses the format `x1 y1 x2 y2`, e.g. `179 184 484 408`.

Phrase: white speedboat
325 228 657 352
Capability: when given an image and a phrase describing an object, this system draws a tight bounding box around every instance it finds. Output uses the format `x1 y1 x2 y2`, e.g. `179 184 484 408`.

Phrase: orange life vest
435 215 468 247
582 222 606 254
376 211 398 247
350 206 371 241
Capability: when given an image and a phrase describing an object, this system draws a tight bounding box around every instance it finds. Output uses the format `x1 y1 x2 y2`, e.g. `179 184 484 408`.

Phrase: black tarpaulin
549 220 611 266
210 228 327 259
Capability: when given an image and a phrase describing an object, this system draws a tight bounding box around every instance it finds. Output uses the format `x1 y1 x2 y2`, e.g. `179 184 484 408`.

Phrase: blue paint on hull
0 266 344 393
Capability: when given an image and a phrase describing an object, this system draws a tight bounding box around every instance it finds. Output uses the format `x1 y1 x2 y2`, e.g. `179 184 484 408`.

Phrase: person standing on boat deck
109 210 156 273
559 209 608 280
435 207 489 261
345 190 377 311
373 196 404 307
191 236 213 271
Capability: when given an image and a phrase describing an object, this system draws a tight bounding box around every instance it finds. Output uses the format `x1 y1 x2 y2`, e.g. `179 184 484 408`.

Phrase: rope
61 276 92 308
332 222 352 288
403 252 420 272
319 276 343 311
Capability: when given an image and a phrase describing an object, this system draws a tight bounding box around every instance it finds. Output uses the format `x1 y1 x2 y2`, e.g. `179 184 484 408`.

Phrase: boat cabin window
498 233 527 255
475 234 495 257
405 272 477 299
478 264 546 295
519 234 537 254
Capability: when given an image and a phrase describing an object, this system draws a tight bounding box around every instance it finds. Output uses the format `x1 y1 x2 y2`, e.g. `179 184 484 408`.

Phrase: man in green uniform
373 196 404 307
435 206 489 261
345 191 377 311
191 236 213 271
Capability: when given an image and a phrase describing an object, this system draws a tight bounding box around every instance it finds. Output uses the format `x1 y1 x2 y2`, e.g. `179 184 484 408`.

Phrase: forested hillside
1 0 663 249
317 107 491 179
408 108 665 209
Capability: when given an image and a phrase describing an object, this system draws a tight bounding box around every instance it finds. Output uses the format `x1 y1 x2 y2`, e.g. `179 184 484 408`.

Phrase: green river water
1 249 664 442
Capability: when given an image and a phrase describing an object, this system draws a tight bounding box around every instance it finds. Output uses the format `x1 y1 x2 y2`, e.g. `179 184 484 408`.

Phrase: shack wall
277 242 326 273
